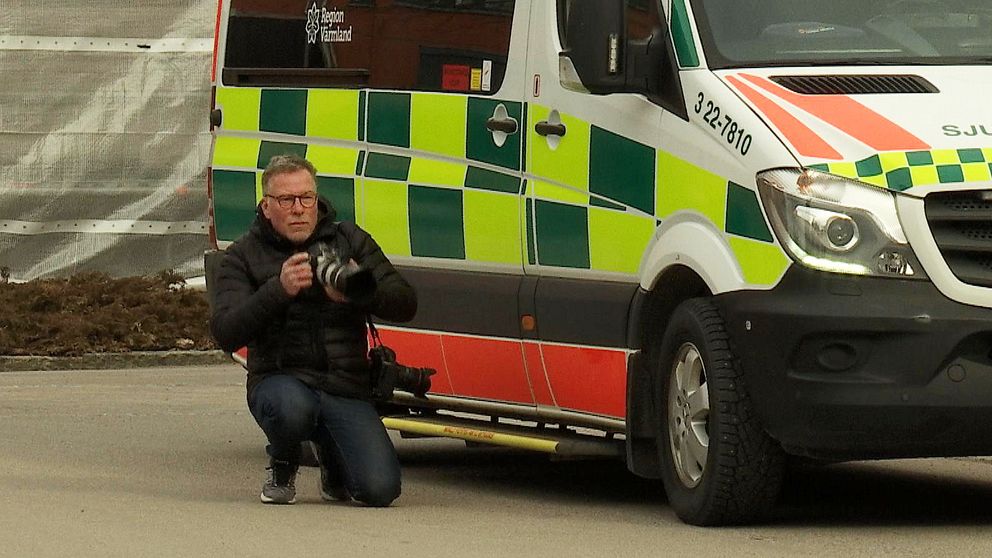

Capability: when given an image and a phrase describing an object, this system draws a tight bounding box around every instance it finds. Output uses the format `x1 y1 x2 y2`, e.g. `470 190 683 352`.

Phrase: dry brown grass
0 271 216 356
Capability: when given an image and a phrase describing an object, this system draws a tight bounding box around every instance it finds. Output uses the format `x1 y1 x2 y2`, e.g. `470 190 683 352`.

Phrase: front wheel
656 298 784 525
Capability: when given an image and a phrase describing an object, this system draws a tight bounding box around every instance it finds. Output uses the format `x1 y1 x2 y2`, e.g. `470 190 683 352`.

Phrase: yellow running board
382 415 623 458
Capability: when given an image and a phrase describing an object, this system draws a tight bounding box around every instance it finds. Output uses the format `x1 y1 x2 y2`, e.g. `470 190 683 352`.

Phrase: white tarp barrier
0 0 216 281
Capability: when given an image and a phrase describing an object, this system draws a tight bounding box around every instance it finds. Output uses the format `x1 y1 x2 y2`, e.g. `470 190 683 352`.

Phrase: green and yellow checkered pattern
212 87 789 286
526 103 787 284
810 148 992 191
212 87 524 268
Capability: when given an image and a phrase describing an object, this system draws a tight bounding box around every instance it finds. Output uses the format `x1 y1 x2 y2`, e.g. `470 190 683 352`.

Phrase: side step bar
382 414 624 458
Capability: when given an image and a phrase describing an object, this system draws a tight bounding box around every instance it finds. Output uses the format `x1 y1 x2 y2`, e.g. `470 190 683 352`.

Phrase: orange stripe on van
523 342 556 407
738 73 930 151
540 344 627 418
442 335 534 405
726 75 843 160
377 327 628 416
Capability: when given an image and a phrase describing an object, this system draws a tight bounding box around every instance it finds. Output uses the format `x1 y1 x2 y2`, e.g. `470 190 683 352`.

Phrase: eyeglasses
265 193 318 209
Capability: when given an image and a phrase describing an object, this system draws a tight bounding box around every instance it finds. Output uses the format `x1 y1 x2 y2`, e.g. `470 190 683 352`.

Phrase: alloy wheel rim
668 342 710 488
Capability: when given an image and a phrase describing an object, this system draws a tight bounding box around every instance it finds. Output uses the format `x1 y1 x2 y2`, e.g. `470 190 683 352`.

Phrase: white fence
0 1 216 281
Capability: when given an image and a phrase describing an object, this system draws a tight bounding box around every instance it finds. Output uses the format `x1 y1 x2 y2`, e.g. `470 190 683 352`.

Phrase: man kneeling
211 154 417 506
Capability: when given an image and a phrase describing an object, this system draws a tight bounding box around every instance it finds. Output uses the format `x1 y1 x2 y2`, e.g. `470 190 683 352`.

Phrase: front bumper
716 267 992 460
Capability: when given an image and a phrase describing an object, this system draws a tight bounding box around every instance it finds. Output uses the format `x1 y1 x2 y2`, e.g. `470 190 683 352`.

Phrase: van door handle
535 121 566 137
209 108 222 128
486 117 518 134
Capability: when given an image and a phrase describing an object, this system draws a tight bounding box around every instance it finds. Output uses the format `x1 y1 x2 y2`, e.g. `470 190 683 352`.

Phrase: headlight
757 168 925 279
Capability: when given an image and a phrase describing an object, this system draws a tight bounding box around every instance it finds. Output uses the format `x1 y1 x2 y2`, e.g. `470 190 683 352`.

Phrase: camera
369 345 436 400
309 243 377 304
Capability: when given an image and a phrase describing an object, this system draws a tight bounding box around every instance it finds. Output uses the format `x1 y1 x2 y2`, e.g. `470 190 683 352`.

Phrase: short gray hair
261 154 317 193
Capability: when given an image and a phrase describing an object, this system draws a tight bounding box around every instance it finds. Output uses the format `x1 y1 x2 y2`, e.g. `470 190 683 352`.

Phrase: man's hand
280 252 313 297
323 284 350 304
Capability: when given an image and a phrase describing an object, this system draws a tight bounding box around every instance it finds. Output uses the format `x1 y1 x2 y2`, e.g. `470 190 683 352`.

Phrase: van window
224 0 514 93
692 0 992 69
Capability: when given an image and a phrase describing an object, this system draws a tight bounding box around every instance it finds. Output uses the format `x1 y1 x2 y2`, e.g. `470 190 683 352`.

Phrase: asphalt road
3 364 992 558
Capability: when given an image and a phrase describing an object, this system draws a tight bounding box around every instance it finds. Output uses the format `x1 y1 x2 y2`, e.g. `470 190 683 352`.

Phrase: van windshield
690 0 992 68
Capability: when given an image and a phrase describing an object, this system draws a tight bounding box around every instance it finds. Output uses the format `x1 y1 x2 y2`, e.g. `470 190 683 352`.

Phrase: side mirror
559 0 664 96
559 0 687 120
560 1 627 93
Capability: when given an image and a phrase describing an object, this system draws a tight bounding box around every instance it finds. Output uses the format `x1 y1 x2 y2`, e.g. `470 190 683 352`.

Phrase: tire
655 298 784 526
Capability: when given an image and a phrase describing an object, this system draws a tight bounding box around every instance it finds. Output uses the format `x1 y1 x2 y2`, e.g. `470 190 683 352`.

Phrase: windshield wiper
805 59 920 66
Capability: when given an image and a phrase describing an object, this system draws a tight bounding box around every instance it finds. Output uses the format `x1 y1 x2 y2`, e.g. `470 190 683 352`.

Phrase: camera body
309 242 377 304
369 344 436 400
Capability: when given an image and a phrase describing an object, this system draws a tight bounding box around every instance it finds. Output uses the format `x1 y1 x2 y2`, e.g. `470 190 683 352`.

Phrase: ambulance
205 0 992 524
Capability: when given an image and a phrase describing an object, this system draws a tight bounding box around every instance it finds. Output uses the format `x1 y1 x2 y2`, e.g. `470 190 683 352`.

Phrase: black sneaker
310 441 351 502
260 459 298 505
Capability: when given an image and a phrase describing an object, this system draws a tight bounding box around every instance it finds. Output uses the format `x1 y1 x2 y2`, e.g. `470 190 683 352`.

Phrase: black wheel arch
626 265 710 479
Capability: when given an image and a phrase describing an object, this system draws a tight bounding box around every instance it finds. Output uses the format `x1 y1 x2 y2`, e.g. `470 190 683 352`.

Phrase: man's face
260 169 319 245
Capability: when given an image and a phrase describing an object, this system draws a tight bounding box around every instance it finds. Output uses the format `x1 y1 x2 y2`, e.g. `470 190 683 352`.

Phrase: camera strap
366 314 383 349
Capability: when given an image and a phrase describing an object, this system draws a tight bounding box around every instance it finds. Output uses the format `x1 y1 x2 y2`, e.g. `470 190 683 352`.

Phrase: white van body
207 0 992 524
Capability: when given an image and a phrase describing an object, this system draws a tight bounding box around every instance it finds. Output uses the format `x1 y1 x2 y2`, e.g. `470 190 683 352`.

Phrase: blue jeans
248 374 401 506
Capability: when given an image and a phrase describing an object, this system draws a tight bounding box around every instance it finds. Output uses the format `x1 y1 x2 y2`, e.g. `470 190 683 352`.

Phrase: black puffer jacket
210 198 417 399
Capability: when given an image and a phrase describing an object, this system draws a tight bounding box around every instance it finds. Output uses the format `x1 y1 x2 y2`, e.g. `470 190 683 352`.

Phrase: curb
0 350 234 372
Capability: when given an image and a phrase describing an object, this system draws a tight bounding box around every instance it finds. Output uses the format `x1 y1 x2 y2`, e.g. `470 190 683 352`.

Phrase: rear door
210 0 537 406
